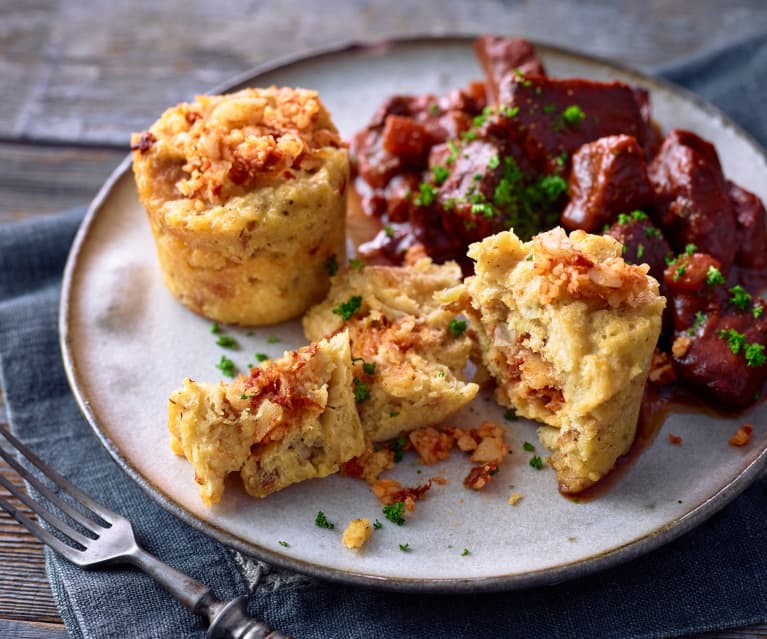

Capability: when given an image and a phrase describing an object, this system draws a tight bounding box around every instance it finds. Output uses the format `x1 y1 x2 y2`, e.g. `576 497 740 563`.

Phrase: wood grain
1 1 767 637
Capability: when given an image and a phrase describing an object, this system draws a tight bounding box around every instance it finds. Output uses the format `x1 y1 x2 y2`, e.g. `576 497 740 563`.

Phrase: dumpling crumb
342 518 373 549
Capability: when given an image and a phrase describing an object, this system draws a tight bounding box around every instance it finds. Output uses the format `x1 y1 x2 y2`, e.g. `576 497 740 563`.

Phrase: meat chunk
561 135 654 232
729 180 767 269
604 210 670 283
664 254 767 406
495 75 651 173
648 130 737 272
474 35 546 103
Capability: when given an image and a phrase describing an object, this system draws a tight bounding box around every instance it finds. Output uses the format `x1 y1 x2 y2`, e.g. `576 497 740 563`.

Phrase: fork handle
206 596 293 639
127 548 294 638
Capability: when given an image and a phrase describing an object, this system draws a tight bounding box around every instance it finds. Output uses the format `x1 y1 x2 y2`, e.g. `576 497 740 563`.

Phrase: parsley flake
255 353 268 362
362 361 376 376
278 540 290 548
216 335 237 349
383 501 406 526
210 322 220 334
389 436 408 463
729 285 752 310
523 441 535 452
215 355 236 378
373 519 383 530
414 182 438 207
529 455 543 470
488 155 500 170
449 318 468 337
267 336 280 344
687 311 707 335
561 105 585 125
753 304 764 319
503 408 518 421
684 243 697 256
353 377 371 403
705 265 726 285
315 511 335 530
432 165 450 185
399 543 411 552
332 295 362 321
461 548 470 556
718 328 747 355
349 258 365 271
745 343 766 368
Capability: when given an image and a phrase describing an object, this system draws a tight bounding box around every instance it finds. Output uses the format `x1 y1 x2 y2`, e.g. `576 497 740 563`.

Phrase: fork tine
0 428 116 527
0 493 85 565
0 473 95 548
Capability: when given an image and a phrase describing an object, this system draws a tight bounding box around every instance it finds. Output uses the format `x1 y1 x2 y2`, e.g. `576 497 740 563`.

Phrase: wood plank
2 0 767 146
0 142 125 222
0 619 67 639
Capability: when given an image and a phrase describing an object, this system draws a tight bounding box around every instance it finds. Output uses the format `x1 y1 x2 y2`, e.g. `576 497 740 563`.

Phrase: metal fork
0 427 293 639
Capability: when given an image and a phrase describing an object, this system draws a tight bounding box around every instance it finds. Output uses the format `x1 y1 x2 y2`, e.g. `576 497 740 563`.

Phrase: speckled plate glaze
60 37 767 593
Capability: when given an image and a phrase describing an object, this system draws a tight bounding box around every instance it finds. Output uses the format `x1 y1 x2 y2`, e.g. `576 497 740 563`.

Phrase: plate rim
59 33 767 593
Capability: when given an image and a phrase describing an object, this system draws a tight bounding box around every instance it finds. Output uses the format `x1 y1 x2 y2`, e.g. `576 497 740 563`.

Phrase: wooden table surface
1 2 766 637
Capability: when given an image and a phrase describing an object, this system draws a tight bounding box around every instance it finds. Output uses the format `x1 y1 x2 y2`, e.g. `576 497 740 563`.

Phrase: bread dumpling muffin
465 228 664 493
168 332 364 505
303 257 478 442
131 86 348 325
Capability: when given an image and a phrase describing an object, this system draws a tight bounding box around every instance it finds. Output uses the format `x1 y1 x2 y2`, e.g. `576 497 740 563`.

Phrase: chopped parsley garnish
729 285 752 310
383 501 406 526
373 519 382 530
636 244 645 259
644 226 662 238
502 105 520 118
332 295 362 321
718 328 747 355
561 105 586 125
215 355 236 378
267 336 280 344
216 335 237 349
684 243 697 255
353 377 371 403
525 253 534 261
389 436 409 463
665 253 678 266
324 255 338 276
672 265 686 282
687 311 708 335
432 165 450 185
543 103 556 113
523 441 535 452
705 266 725 285
618 211 652 228
278 540 289 547
315 511 335 530
461 130 478 141
349 257 365 271
461 548 470 556
240 394 253 400
754 304 764 319
384 225 394 238
414 182 438 207
362 361 376 376
389 410 400 418
210 322 220 334
255 353 268 362
529 455 543 470
745 343 766 367
488 155 500 170
503 408 517 421
449 318 468 337
428 103 440 116
399 543 411 552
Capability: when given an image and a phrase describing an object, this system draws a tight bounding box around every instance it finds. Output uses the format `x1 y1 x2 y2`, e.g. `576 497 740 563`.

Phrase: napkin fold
2 33 767 639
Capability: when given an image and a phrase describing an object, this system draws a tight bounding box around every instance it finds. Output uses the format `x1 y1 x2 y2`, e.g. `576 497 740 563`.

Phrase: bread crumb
671 335 691 358
507 492 523 506
729 424 753 447
342 518 373 549
667 433 683 445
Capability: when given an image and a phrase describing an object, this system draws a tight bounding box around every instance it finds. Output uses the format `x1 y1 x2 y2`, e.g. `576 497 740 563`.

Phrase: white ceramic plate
60 37 767 592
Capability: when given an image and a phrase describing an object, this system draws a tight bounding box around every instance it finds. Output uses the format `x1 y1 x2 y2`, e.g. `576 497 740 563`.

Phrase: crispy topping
534 228 654 308
131 87 343 204
729 424 753 447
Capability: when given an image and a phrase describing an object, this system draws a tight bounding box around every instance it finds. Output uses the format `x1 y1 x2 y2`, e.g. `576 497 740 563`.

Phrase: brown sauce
571 381 764 501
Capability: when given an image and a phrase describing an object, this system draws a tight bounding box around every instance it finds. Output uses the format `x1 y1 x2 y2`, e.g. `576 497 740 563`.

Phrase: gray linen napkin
2 34 767 639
